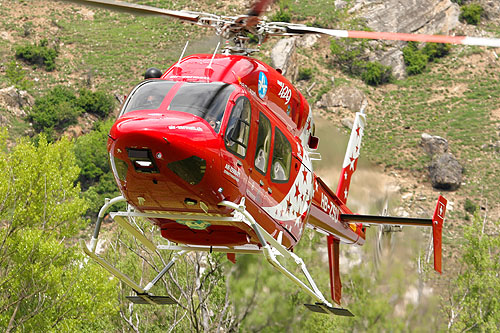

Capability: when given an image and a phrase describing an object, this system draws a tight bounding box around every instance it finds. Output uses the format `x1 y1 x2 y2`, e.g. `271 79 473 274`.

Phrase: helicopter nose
110 111 219 186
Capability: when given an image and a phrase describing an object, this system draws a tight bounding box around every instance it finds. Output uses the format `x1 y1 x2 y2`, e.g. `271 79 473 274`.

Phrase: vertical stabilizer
336 111 366 204
432 195 447 274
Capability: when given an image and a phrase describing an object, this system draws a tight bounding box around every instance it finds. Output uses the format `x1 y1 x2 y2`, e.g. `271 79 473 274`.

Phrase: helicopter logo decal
258 71 268 99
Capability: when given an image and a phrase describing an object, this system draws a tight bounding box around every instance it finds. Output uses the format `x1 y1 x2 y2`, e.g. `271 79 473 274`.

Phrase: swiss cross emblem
437 202 445 220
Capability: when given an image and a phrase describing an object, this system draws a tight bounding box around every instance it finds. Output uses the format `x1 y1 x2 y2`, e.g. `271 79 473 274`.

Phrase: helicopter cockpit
120 80 236 133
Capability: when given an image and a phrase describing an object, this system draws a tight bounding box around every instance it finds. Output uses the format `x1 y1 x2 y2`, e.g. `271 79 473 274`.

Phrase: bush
298 67 313 81
403 42 429 75
77 88 115 118
330 39 368 76
464 198 477 214
270 10 291 22
460 3 483 25
28 85 82 134
15 39 58 71
422 42 451 61
403 41 451 75
361 62 393 86
330 39 392 86
28 86 116 137
5 60 33 91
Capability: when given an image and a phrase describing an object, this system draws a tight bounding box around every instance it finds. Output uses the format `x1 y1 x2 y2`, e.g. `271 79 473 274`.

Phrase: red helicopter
71 0 500 316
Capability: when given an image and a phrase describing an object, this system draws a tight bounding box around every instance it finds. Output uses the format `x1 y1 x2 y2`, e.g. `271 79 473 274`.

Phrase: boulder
428 153 463 191
270 37 298 81
420 133 449 157
296 34 318 49
341 117 354 129
316 86 366 112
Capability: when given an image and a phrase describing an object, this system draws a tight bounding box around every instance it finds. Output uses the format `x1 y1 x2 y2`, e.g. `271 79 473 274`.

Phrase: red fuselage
108 54 365 250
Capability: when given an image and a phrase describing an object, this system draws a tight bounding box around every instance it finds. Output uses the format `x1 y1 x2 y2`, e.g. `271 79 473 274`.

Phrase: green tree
0 130 118 331
74 119 121 216
445 214 500 331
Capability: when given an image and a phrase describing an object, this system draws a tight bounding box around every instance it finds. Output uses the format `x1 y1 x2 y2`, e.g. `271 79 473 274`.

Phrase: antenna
205 41 221 78
173 41 190 75
178 40 189 63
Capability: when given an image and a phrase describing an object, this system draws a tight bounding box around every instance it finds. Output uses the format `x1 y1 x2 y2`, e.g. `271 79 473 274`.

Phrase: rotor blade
285 25 500 48
61 0 199 22
248 0 274 17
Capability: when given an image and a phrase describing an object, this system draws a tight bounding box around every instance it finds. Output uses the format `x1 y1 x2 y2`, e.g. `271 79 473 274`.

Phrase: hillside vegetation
1 0 499 331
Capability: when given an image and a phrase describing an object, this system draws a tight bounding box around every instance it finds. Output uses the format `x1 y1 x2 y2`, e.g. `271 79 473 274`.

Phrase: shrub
28 86 115 137
361 62 393 86
330 39 368 76
77 88 115 118
460 4 483 25
74 120 122 216
403 42 429 75
15 39 58 71
330 39 392 86
423 42 451 61
28 85 82 134
5 60 33 91
464 198 477 214
270 10 291 22
298 67 313 81
403 41 451 75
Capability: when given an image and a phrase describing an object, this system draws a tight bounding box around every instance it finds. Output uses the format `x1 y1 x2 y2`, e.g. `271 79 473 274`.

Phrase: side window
271 128 292 182
224 97 251 158
254 113 272 174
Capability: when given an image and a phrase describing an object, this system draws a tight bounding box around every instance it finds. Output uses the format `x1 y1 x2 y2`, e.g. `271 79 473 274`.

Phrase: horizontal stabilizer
340 214 433 227
126 294 177 305
304 303 354 317
342 195 447 274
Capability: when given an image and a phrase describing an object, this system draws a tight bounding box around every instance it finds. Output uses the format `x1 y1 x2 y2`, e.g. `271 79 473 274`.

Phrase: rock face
352 0 460 79
0 86 34 117
429 153 463 191
356 0 460 36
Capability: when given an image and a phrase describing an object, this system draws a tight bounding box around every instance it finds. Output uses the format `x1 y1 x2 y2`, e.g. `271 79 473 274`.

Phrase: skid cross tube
219 199 334 309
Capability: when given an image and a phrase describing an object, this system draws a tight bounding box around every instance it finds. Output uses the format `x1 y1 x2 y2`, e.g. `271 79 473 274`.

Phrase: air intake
167 156 206 185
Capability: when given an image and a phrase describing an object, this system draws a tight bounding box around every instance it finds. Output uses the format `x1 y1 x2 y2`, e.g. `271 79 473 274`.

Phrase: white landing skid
82 196 353 316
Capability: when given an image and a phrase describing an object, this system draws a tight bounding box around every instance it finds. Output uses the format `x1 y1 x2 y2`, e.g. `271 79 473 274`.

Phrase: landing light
135 161 153 167
128 148 159 173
